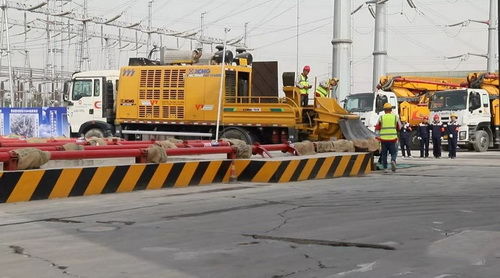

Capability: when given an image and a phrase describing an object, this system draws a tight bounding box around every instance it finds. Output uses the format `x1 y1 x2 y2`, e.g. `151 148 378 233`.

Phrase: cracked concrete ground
0 151 499 277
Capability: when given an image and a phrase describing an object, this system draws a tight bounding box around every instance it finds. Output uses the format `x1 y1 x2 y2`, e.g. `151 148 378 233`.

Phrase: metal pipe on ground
0 142 86 148
0 138 25 141
166 146 236 157
0 146 238 170
48 149 145 160
110 140 157 145
0 152 10 162
0 141 233 153
0 146 62 152
0 142 301 170
252 143 298 157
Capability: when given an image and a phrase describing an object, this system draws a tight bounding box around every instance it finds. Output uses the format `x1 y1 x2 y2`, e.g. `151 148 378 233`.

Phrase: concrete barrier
0 152 373 204
0 160 232 203
235 153 373 183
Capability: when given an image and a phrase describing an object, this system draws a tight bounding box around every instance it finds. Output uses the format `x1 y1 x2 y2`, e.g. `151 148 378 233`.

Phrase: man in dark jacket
430 114 445 158
399 118 412 158
417 116 430 158
446 113 460 159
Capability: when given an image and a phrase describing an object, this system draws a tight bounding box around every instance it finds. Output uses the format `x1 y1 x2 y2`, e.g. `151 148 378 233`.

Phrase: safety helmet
383 103 392 110
450 113 458 119
433 114 440 120
303 65 311 72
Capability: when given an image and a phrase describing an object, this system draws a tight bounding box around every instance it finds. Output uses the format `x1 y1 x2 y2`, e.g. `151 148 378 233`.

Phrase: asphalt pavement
0 151 499 278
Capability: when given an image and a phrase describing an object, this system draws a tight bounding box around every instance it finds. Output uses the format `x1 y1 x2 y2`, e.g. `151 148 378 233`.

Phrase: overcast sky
6 0 498 92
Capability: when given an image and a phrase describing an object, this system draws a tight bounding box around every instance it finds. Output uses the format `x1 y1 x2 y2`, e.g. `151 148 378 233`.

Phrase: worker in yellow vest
296 65 312 106
315 78 339 98
375 102 401 173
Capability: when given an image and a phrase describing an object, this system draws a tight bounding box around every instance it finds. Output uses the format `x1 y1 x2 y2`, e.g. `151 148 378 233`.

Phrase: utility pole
135 30 138 56
50 0 56 100
147 0 153 55
331 0 352 101
215 27 230 141
100 25 104 68
296 0 299 78
23 11 32 107
372 0 387 91
200 11 206 47
243 22 248 47
104 37 110 69
118 28 122 66
487 0 497 72
45 0 51 104
59 0 64 87
66 17 71 75
0 0 15 107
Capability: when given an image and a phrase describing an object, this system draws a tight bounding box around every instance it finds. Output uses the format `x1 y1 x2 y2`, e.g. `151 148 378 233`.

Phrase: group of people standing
413 114 460 159
376 103 460 173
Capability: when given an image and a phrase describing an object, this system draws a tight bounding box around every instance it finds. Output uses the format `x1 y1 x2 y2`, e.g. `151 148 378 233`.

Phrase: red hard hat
433 114 440 120
303 65 311 72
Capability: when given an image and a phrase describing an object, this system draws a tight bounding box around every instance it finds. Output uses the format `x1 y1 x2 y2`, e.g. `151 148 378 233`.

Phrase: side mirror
106 81 113 95
63 80 71 103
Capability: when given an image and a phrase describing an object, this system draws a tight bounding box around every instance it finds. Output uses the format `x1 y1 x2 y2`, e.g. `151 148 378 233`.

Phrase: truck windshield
429 90 467 111
72 79 93 101
345 94 374 112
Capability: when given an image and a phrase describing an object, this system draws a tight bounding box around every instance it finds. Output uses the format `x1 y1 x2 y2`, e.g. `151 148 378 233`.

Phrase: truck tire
472 130 489 152
84 128 105 138
221 127 253 145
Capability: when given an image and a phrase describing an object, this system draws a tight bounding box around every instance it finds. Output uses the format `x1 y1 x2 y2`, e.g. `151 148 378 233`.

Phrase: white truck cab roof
72 70 120 79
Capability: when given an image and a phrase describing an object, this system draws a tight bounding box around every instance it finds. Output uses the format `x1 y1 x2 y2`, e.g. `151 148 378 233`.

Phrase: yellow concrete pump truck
66 48 374 144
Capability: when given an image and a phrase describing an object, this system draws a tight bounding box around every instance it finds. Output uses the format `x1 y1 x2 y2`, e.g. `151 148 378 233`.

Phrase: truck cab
429 88 494 151
66 70 120 137
345 91 398 131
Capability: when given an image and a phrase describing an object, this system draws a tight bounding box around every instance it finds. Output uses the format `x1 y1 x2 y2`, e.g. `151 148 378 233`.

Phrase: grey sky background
7 0 497 92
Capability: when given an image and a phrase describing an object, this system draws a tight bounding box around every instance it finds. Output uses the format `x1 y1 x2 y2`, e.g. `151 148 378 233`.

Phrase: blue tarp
0 107 69 138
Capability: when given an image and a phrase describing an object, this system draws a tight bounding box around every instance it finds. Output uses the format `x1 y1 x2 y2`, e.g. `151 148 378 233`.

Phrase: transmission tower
75 0 90 71
0 0 14 107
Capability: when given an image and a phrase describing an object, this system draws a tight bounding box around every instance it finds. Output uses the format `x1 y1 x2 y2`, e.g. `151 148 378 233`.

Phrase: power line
248 16 332 38
253 21 331 50
246 0 287 34
6 0 244 47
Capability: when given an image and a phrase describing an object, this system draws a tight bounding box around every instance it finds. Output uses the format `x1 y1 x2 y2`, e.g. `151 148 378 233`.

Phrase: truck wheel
221 127 253 145
442 144 449 152
472 130 489 152
84 128 105 138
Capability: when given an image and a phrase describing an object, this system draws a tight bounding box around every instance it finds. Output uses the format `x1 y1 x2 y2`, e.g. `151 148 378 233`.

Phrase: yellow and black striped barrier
0 153 373 204
0 160 231 203
234 153 373 183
